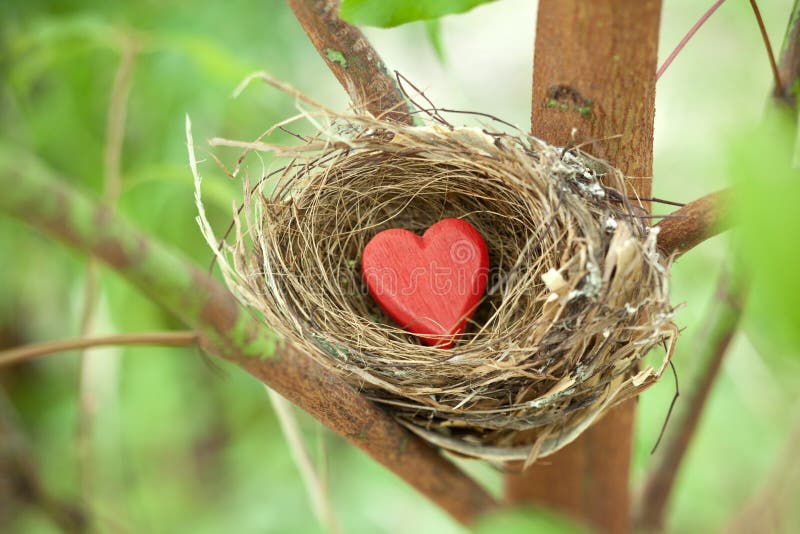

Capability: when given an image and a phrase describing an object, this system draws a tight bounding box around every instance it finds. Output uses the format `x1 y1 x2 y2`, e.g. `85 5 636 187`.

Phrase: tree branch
632 6 800 527
657 0 726 81
656 189 732 257
505 2 661 533
286 0 412 123
0 331 198 367
75 37 139 519
632 271 745 531
0 149 496 526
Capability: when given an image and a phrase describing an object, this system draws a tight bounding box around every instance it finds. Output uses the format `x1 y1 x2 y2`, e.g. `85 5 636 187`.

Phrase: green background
1 0 798 532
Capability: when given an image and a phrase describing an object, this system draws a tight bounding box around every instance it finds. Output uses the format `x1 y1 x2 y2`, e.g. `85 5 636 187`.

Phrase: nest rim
193 80 677 464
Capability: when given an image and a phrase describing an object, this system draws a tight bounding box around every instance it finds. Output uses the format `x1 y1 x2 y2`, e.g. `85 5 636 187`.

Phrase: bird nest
192 76 677 465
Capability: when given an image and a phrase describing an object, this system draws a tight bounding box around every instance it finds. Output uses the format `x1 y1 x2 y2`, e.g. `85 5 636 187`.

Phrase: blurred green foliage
0 0 799 533
473 509 590 534
339 0 498 27
730 110 800 352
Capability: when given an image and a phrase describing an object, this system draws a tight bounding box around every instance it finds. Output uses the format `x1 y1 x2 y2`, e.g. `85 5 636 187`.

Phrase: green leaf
473 508 591 534
339 0 498 27
424 19 446 63
729 109 800 353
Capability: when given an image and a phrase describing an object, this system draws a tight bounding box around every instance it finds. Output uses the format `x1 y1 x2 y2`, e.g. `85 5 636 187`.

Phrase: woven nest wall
194 84 677 464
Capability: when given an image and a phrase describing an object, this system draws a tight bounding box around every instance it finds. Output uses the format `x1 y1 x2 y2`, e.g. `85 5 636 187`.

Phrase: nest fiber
194 84 677 464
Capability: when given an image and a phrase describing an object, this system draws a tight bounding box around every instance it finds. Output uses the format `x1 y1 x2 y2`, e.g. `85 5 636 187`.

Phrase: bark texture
287 0 412 123
656 189 731 257
505 2 662 533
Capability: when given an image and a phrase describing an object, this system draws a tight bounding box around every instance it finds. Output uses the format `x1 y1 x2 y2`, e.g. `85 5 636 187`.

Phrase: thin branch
76 35 138 519
657 0 727 81
286 0 413 123
749 0 784 98
0 332 198 367
102 35 138 205
632 271 746 532
655 189 732 257
0 148 496 526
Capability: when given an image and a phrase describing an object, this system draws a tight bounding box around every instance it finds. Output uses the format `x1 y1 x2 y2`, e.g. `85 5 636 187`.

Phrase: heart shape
361 218 489 348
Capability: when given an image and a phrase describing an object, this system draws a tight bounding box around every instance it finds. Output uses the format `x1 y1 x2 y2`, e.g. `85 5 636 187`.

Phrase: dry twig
656 189 731 257
0 332 198 367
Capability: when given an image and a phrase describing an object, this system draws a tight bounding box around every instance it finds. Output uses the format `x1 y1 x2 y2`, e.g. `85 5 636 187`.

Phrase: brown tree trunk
504 2 661 533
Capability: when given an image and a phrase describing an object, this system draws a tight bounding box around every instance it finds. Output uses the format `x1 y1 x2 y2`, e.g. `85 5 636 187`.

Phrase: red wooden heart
361 218 489 348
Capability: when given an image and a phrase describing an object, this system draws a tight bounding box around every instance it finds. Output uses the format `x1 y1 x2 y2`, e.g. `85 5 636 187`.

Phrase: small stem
632 271 745 531
266 387 339 534
75 35 138 519
657 0 727 81
0 331 198 366
655 189 731 257
749 0 784 98
102 36 138 205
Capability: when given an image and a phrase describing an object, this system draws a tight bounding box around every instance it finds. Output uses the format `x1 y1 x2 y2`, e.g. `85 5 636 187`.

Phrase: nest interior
198 104 677 464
